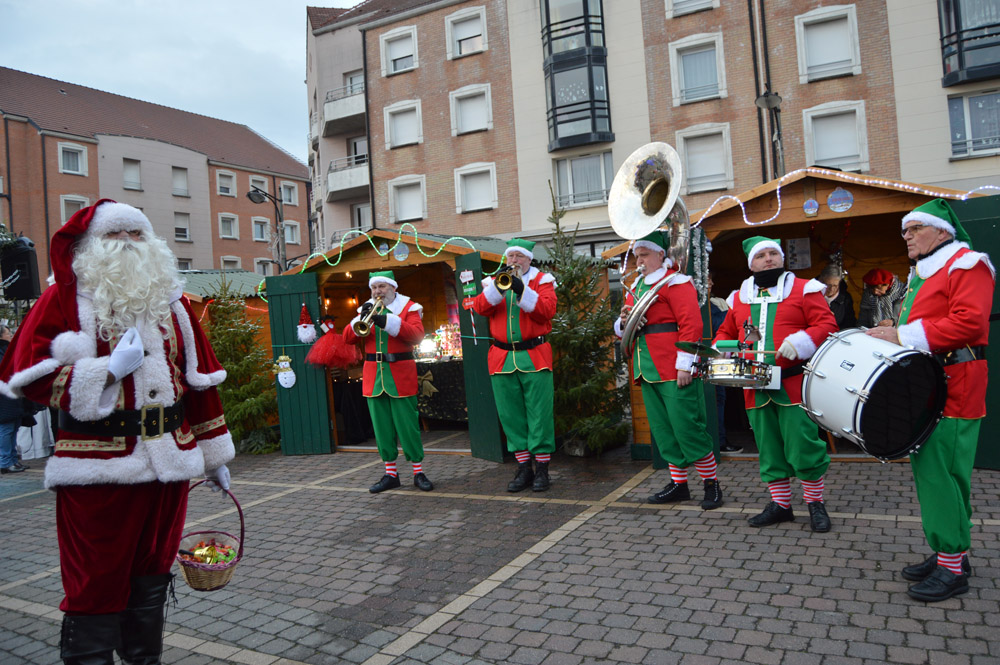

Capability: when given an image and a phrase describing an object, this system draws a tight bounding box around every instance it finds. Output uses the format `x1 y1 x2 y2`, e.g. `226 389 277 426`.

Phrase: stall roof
602 168 980 259
181 269 266 302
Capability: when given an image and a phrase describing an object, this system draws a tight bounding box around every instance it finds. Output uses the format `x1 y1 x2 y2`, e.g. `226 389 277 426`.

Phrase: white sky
0 0 358 163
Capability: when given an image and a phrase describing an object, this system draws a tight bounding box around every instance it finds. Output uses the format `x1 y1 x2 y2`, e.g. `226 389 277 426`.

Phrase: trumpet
495 265 522 291
352 297 385 337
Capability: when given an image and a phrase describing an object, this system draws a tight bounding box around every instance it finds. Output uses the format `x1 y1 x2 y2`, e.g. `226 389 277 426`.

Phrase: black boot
700 479 723 510
748 501 795 527
532 462 550 492
507 462 534 492
61 613 122 665
648 481 690 504
902 553 973 582
117 573 173 665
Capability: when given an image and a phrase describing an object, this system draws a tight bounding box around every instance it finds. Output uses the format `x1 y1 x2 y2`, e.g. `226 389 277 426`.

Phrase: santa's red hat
297 304 317 344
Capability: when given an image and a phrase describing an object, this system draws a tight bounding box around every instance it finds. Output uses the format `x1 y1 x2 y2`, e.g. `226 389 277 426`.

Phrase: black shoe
648 481 691 504
720 444 743 453
701 479 723 510
507 462 534 493
748 501 795 527
902 554 973 582
0 465 25 474
413 473 434 492
532 462 550 492
369 474 401 493
906 566 969 602
807 501 831 532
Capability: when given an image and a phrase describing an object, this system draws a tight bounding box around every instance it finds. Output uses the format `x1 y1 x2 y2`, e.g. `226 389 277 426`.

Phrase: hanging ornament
305 316 359 369
273 354 297 389
297 304 317 344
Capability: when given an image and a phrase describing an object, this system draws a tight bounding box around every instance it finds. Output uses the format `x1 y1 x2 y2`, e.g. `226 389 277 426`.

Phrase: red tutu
305 329 359 369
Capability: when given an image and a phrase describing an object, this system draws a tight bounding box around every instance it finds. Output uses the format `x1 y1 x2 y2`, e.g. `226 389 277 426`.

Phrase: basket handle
187 479 245 562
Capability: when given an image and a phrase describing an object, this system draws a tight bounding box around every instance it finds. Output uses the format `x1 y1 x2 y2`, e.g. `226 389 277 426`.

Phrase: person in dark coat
817 264 857 330
0 325 29 474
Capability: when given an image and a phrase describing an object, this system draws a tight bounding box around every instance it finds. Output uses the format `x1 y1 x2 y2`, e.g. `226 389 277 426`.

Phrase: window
676 123 734 193
219 213 239 239
174 212 191 241
172 167 189 196
940 0 1000 86
252 217 271 242
454 162 498 213
220 256 241 271
351 202 372 230
254 259 273 276
250 176 268 193
344 70 365 95
58 143 88 176
949 90 1000 156
280 182 298 206
217 171 236 196
60 195 89 222
795 5 861 84
349 137 368 166
450 84 493 135
176 258 192 271
284 221 301 245
669 33 727 105
123 159 141 190
387 175 427 223
380 26 418 76
446 7 487 59
545 59 612 149
803 100 869 172
554 151 614 207
541 0 604 56
666 0 720 19
384 100 423 149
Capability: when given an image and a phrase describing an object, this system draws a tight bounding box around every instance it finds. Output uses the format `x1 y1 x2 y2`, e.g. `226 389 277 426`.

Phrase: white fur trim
505 246 533 261
145 434 207 482
726 290 737 308
66 357 116 420
519 286 539 312
613 317 624 338
52 331 96 365
483 280 504 306
44 446 158 489
741 272 795 302
2 358 61 397
537 271 557 286
88 202 153 237
667 274 692 287
746 240 784 269
902 210 955 236
915 241 965 279
949 250 996 279
642 267 667 285
897 320 930 352
784 329 818 361
675 351 696 373
173 301 226 389
198 431 236 471
803 278 827 296
633 240 666 255
297 324 317 344
386 293 408 315
384 313 402 337
368 275 398 289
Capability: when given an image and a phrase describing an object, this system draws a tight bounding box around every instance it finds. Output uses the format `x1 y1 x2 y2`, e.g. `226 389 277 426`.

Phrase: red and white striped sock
534 453 551 464
767 479 792 508
668 464 688 484
412 462 422 475
384 462 398 478
693 453 718 481
937 552 964 575
801 477 824 503
514 451 531 464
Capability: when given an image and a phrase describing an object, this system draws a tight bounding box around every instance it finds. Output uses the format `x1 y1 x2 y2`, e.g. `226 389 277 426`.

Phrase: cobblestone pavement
0 435 998 665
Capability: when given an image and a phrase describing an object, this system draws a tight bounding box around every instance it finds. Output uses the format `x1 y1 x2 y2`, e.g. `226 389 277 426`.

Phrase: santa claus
0 199 234 665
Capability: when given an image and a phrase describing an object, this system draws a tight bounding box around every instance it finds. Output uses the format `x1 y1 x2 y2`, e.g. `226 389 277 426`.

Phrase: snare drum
801 328 947 461
702 356 772 388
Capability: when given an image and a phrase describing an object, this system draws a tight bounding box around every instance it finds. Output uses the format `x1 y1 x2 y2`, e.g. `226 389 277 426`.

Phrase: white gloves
108 328 144 381
205 464 231 492
777 339 798 360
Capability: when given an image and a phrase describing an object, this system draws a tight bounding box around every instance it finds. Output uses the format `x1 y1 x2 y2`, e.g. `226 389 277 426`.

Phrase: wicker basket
175 479 245 592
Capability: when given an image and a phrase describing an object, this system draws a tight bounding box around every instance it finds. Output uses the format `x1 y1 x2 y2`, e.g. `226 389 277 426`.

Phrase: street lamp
246 186 287 271
755 88 785 180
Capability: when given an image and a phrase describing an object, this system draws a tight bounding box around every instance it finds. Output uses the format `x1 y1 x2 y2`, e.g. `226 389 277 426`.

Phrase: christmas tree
545 188 630 453
205 280 279 454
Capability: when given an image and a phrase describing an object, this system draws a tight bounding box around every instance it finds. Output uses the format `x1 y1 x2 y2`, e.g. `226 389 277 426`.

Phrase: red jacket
471 267 557 374
343 294 424 397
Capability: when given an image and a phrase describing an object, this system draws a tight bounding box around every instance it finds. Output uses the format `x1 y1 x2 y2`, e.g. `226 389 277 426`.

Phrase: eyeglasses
901 224 927 238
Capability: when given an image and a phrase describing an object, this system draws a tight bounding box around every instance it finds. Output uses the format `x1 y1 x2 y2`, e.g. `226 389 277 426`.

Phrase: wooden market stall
181 269 272 350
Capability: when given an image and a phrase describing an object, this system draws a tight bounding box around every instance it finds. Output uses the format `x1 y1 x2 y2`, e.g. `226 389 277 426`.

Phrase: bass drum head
857 352 947 460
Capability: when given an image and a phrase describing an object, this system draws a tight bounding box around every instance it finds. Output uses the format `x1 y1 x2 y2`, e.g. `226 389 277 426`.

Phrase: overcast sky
0 0 357 164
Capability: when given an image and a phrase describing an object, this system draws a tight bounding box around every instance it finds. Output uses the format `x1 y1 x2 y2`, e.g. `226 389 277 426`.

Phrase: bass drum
801 328 947 461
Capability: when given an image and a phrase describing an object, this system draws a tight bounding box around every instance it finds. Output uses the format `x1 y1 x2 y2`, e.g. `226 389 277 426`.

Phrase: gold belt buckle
140 403 165 441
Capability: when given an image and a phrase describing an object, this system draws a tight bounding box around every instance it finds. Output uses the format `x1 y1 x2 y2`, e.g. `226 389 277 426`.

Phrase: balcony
326 154 369 201
940 4 1000 86
323 83 366 136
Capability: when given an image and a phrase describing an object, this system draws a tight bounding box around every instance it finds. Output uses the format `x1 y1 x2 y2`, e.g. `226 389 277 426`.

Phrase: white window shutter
396 183 422 220
391 109 418 144
453 16 481 42
686 134 726 187
462 171 493 211
457 94 487 132
813 112 859 164
388 35 413 61
805 18 851 75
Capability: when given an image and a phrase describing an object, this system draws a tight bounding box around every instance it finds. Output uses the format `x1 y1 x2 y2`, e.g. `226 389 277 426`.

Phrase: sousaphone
608 142 691 354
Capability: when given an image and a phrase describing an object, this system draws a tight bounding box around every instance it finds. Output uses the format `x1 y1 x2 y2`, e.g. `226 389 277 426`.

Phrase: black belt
59 403 185 440
639 323 678 336
936 345 987 366
366 352 414 362
492 336 546 352
782 365 804 379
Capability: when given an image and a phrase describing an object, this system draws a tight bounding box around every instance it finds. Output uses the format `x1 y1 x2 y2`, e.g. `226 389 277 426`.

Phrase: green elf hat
633 230 668 255
368 270 397 289
902 198 971 246
505 238 536 261
742 235 784 270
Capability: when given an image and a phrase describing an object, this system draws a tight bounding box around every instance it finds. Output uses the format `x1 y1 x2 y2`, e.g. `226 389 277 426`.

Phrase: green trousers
911 417 980 553
747 401 830 483
367 395 424 463
491 370 555 455
640 379 714 468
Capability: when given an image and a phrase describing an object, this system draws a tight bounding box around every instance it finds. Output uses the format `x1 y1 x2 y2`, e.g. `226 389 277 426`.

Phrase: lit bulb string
254 223 509 303
196 298 270 323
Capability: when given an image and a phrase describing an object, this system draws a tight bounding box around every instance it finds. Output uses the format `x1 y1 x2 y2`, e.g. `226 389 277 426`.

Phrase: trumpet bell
608 142 683 240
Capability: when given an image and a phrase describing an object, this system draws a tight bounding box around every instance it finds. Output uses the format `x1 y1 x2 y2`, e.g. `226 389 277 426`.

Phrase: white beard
73 234 183 340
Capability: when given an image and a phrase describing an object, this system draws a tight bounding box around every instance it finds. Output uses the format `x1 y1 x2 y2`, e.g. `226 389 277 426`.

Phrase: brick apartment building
0 66 311 287
307 0 997 255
